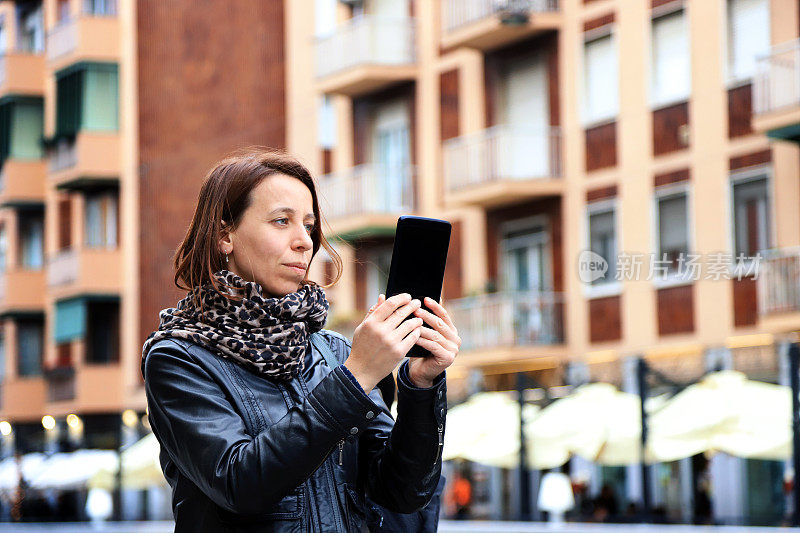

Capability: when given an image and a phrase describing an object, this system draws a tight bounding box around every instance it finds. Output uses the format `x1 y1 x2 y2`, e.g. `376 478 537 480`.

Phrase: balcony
753 40 800 142
317 163 414 240
758 247 800 316
442 125 562 207
46 15 120 70
440 0 560 51
0 53 45 96
48 133 120 190
447 290 565 365
0 160 46 208
47 247 122 299
45 365 76 403
0 269 46 315
315 15 416 96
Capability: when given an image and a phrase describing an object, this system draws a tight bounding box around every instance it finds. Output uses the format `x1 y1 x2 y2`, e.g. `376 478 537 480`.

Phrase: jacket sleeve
327 334 446 514
143 339 384 516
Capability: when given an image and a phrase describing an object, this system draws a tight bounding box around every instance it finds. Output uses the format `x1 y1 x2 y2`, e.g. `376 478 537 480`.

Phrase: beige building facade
291 0 800 522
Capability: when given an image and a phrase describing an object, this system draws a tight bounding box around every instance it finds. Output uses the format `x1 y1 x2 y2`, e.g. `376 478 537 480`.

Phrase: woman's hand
345 293 424 392
407 297 460 388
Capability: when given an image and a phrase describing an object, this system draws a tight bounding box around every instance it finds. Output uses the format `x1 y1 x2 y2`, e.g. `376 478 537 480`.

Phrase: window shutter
584 34 618 123
728 0 770 81
55 298 86 344
652 11 690 105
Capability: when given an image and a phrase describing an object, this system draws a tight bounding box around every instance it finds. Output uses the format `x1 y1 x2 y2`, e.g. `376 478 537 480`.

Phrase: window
0 225 6 273
84 190 118 248
86 300 119 363
365 247 392 308
0 97 44 164
583 33 618 124
83 0 117 16
58 196 72 250
732 175 770 256
727 0 770 82
0 331 5 380
0 17 7 53
315 0 337 38
656 191 689 271
588 207 616 285
17 319 43 377
18 211 43 269
55 63 119 140
318 95 336 149
57 0 70 22
501 222 549 292
651 10 690 106
16 2 43 53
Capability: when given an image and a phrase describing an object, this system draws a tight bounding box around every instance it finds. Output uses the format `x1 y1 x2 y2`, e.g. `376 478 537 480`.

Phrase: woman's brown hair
174 148 342 302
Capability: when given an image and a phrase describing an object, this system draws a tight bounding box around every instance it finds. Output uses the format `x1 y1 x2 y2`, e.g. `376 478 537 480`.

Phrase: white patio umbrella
0 453 48 493
28 449 118 490
648 370 792 462
442 392 539 468
525 383 645 469
87 432 167 490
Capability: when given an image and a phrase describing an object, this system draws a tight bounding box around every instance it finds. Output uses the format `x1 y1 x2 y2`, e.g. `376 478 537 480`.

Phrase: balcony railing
315 16 416 79
447 290 563 351
45 366 76 402
754 40 800 115
47 19 79 61
758 247 800 315
47 249 79 287
48 139 77 173
441 0 559 34
317 163 414 221
443 125 561 192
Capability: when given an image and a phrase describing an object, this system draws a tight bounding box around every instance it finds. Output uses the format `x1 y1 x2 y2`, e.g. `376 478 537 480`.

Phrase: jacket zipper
296 373 345 532
338 439 344 466
435 424 444 466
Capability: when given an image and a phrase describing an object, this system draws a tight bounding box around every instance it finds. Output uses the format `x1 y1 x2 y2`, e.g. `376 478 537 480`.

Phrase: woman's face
219 173 316 298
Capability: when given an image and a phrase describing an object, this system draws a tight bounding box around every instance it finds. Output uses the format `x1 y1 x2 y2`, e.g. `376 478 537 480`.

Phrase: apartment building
291 0 800 524
0 0 286 519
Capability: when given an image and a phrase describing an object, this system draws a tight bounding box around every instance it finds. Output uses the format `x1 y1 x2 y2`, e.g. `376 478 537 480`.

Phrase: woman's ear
218 220 233 254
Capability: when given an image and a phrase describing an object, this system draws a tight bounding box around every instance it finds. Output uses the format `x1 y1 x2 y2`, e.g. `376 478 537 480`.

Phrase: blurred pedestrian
141 149 461 532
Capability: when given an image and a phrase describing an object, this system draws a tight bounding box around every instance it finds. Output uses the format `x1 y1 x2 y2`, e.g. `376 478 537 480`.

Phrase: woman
141 149 460 532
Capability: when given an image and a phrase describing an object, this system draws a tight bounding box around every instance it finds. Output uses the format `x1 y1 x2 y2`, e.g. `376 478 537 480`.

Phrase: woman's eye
305 224 315 233
274 218 289 226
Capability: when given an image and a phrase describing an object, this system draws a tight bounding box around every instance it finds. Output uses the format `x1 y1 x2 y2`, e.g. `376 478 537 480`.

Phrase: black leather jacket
142 329 446 532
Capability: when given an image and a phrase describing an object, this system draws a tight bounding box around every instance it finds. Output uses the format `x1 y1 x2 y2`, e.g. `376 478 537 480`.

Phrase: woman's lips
285 264 306 275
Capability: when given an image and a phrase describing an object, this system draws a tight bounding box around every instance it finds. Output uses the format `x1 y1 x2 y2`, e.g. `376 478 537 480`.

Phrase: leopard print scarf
142 270 329 381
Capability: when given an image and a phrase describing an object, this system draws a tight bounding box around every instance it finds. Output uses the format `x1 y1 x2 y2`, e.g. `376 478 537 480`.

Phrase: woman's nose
294 227 313 250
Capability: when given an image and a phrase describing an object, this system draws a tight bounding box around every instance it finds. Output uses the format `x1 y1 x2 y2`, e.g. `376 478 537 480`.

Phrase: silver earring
224 252 229 265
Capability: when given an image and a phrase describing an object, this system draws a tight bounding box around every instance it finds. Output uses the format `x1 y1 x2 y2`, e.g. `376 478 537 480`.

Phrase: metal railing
447 290 564 351
317 163 414 221
47 249 78 287
46 18 79 61
45 366 76 402
443 125 561 192
758 247 800 315
441 0 559 34
48 139 77 173
754 39 800 115
315 16 416 79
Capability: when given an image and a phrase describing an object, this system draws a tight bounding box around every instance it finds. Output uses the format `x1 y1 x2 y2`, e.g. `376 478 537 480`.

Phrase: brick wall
137 0 286 343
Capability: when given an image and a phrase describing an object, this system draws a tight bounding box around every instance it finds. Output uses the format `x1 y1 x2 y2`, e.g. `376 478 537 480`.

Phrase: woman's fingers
424 297 455 329
414 335 452 359
385 299 422 330
418 325 457 352
394 316 423 341
414 306 458 343
370 293 411 322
